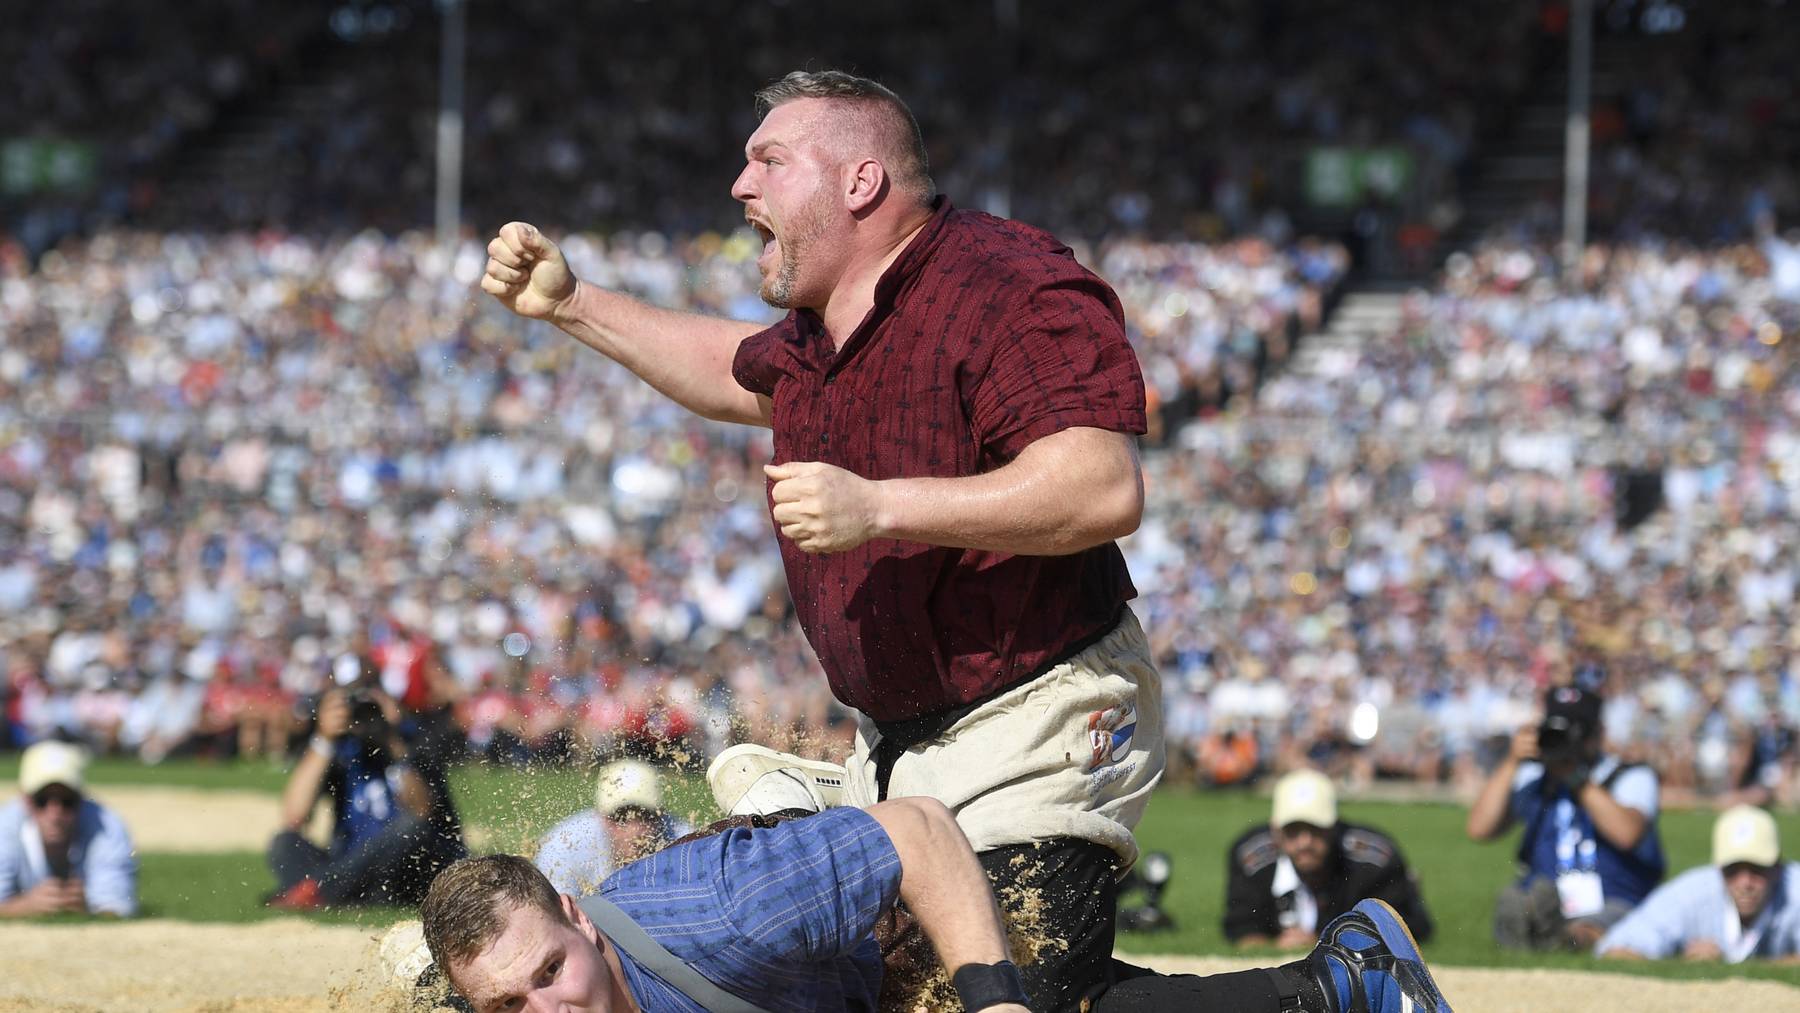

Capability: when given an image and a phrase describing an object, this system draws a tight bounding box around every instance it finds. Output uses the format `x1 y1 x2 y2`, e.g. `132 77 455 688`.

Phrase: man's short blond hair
419 854 565 975
754 70 935 206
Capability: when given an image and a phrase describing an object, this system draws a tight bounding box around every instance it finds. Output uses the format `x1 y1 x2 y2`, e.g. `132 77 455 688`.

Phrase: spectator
1468 685 1666 950
265 679 464 909
0 740 136 917
1224 769 1433 947
533 758 694 897
1598 805 1800 963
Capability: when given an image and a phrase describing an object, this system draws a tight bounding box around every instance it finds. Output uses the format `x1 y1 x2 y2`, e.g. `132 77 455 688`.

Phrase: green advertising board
1304 146 1415 207
1 139 100 196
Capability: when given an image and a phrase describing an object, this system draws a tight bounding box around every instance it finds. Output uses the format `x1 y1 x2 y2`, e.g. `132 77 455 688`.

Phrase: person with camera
1467 684 1666 950
265 673 465 910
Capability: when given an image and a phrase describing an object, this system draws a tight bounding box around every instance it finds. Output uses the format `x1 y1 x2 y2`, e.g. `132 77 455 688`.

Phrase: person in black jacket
1224 769 1434 947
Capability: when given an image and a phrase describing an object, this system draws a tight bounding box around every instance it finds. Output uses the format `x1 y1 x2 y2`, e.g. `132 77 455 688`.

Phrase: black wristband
951 960 1029 1011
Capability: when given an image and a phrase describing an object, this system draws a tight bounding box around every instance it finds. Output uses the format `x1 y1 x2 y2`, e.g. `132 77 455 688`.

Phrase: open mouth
747 219 777 268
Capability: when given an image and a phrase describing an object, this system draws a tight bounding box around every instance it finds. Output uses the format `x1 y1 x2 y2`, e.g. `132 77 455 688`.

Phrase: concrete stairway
1289 289 1408 380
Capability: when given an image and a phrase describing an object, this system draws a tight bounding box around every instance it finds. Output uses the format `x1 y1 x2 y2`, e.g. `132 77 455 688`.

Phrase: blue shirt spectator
1511 755 1666 909
1599 807 1800 963
0 742 137 917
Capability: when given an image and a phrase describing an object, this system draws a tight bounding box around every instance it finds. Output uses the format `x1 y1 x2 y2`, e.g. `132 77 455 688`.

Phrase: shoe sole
1358 899 1452 1013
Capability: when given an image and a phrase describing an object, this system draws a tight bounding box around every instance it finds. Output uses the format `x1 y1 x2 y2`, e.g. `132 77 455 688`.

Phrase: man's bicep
1609 768 1660 820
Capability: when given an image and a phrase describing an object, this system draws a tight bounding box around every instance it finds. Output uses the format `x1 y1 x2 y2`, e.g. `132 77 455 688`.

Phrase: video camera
1537 686 1601 771
346 688 390 744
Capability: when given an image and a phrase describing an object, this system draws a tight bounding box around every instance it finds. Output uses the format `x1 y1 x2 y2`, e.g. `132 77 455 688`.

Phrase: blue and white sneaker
1308 899 1453 1013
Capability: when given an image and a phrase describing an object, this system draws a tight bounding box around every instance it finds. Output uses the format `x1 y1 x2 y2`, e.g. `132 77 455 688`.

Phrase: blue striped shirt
600 807 900 1012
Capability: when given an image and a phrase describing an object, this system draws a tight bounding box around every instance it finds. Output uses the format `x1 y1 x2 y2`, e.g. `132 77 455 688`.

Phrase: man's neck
818 207 934 348
600 932 643 1012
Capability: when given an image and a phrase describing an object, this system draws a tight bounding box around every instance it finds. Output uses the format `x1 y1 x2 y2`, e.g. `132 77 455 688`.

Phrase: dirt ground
14 786 1791 1011
84 785 289 853
0 919 1794 1013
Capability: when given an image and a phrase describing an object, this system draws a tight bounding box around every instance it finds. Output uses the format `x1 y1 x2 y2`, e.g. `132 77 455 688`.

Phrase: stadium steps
157 24 423 223
1288 289 1407 380
1442 39 1635 252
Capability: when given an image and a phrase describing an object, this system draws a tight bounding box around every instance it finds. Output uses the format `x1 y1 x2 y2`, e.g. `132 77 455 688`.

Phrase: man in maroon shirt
479 71 1451 1013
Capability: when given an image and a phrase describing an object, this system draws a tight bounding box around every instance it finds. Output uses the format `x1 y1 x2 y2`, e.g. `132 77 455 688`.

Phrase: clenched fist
767 461 882 554
482 221 577 320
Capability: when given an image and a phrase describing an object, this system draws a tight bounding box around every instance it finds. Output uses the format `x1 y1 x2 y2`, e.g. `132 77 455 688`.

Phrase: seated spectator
1598 806 1800 964
1224 769 1433 947
420 799 1454 1013
0 740 136 917
1468 685 1666 951
533 757 693 896
265 678 464 909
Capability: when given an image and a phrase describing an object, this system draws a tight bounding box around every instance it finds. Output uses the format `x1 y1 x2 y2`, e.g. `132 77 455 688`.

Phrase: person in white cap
1597 805 1800 962
1224 769 1433 947
0 740 137 917
534 758 694 896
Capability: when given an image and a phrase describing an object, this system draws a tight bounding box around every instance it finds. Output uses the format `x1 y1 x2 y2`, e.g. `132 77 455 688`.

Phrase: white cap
1714 805 1780 868
20 741 87 796
595 759 662 817
1271 769 1337 829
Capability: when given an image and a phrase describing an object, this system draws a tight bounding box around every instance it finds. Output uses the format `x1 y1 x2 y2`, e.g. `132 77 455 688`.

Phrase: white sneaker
707 744 848 816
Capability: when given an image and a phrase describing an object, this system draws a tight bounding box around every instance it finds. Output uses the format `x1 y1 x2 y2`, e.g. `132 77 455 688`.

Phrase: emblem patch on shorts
1086 703 1137 770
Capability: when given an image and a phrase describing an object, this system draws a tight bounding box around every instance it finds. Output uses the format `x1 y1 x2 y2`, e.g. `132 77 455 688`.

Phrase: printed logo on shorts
1086 703 1137 771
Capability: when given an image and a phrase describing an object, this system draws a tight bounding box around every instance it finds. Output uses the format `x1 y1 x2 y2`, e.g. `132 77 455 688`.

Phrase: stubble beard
761 181 833 309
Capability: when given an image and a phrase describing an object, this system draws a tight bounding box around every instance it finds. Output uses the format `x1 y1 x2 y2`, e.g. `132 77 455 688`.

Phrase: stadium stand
3 0 1798 813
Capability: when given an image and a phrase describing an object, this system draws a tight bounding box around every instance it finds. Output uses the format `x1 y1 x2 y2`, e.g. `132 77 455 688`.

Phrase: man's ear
844 157 888 214
562 893 601 946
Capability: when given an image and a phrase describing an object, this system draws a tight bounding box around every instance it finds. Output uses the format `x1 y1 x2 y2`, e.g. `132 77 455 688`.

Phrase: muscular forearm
552 281 769 426
873 427 1142 555
1467 759 1518 840
866 799 1015 973
1578 783 1649 850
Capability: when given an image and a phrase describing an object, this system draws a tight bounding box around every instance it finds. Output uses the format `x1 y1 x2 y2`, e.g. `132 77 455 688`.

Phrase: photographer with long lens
265 655 465 910
1467 685 1666 950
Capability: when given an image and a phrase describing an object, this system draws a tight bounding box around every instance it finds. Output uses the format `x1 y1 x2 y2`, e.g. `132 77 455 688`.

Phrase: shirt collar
871 195 954 306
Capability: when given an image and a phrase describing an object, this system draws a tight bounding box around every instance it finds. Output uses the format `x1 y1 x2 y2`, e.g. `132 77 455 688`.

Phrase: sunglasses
30 789 81 810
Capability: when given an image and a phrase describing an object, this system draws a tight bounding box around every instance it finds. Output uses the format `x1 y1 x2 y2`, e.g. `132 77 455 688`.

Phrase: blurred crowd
1143 231 1800 806
0 224 1343 775
12 0 1545 253
1581 1 1800 244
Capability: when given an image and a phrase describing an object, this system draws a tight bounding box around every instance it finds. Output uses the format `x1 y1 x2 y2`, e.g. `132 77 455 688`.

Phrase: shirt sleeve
1595 869 1707 959
1607 766 1660 820
0 813 22 901
81 807 138 917
730 315 802 397
968 270 1147 460
535 813 611 897
713 807 902 962
1221 832 1277 942
1776 865 1800 957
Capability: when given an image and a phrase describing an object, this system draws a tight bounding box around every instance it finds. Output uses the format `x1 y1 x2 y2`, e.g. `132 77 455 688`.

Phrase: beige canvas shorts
842 608 1165 867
